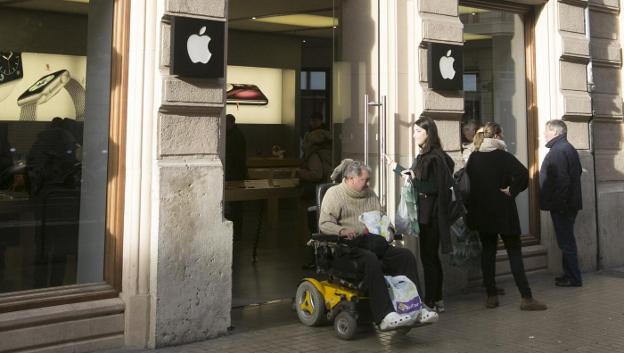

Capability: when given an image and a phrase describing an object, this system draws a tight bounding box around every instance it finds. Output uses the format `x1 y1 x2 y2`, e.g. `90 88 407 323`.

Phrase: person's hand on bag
400 169 415 181
339 228 358 240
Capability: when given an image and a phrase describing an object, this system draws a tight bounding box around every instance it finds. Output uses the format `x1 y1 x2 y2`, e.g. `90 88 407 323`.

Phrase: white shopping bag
384 275 422 320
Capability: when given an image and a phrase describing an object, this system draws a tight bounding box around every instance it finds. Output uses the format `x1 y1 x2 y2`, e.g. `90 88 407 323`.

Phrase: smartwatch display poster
0 52 86 121
427 42 463 91
171 16 225 79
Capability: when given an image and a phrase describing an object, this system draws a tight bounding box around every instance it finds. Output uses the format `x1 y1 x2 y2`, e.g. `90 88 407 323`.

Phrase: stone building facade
2 0 624 352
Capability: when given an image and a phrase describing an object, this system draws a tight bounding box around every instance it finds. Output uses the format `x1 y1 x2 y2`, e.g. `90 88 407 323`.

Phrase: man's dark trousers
550 210 582 285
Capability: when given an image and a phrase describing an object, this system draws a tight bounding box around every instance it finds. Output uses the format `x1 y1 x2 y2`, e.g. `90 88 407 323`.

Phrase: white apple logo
439 49 456 80
187 26 212 64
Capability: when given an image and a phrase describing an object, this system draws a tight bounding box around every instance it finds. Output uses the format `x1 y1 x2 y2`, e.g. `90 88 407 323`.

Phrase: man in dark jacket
539 120 583 287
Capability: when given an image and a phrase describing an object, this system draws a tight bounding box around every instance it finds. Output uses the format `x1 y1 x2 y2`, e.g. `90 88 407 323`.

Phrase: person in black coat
466 122 547 311
540 119 583 287
385 117 453 313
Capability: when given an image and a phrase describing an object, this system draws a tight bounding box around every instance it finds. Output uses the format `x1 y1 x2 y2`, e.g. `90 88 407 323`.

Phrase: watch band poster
0 52 86 121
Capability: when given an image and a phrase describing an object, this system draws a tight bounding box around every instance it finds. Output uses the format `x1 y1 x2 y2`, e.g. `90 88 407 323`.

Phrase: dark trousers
419 221 443 305
550 211 582 285
351 246 419 324
479 232 532 298
224 201 243 240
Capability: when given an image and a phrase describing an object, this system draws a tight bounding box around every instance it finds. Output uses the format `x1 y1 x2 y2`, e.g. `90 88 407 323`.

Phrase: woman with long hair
467 122 547 310
385 117 454 312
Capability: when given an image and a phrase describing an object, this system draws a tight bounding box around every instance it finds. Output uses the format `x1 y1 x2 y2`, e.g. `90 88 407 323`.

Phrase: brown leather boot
486 295 499 308
520 297 548 311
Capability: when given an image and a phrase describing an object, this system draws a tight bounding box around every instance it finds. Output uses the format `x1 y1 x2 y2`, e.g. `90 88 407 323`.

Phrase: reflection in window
0 0 112 293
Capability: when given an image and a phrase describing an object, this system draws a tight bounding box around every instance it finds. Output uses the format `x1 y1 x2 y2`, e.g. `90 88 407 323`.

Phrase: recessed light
251 16 257 20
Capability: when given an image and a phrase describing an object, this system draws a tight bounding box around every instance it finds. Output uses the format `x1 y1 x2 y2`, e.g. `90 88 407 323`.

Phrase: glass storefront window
460 5 530 235
0 0 113 293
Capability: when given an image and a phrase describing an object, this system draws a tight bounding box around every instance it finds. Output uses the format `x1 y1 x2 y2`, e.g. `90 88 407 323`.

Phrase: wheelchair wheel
295 281 326 326
334 311 357 340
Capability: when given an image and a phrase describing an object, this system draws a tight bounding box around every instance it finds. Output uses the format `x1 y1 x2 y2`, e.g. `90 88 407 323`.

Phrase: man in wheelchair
318 160 438 331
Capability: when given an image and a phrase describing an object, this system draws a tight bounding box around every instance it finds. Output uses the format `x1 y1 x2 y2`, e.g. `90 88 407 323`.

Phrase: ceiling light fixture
254 14 338 28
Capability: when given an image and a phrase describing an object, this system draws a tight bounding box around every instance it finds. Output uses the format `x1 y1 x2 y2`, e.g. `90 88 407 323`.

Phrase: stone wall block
419 47 428 82
590 0 619 11
589 11 618 40
419 0 458 17
422 88 464 116
594 151 624 181
560 33 589 60
433 119 461 151
560 61 587 91
165 0 225 18
592 93 623 119
156 163 232 346
159 114 219 157
576 151 598 272
558 3 586 34
163 78 225 106
161 22 171 68
562 92 592 118
597 183 624 268
590 38 622 66
421 14 464 44
564 120 590 149
593 120 624 150
592 67 621 95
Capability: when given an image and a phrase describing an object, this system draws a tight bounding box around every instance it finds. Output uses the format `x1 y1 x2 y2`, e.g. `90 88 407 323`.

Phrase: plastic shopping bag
395 179 419 236
385 275 423 320
449 217 482 267
358 210 394 242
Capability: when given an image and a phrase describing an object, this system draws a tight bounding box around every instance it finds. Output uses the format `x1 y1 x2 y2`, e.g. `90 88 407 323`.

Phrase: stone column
587 0 624 269
151 0 232 347
416 0 464 153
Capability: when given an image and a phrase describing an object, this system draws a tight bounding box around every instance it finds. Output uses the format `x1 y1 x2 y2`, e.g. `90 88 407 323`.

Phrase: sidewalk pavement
109 271 624 353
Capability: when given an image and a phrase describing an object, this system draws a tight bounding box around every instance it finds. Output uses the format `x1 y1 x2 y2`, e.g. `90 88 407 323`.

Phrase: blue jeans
550 211 582 285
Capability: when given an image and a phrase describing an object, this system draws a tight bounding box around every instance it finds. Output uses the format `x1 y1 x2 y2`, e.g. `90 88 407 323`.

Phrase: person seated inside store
318 159 437 330
297 112 332 200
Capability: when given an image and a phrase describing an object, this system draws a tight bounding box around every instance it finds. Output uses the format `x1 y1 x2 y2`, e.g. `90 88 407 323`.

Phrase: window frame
0 0 129 313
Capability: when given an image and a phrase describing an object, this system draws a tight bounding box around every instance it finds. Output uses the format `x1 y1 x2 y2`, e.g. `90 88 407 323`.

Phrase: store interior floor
231 198 315 308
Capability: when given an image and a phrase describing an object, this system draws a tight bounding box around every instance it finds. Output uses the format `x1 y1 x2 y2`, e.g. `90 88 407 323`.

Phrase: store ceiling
228 0 336 38
0 0 88 14
1 0 336 37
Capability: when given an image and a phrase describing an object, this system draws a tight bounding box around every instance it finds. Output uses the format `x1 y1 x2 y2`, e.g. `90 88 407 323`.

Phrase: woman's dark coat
394 148 454 254
465 149 528 235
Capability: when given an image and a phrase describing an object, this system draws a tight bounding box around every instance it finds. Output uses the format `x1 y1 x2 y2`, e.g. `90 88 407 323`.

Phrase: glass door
331 0 385 205
460 3 534 237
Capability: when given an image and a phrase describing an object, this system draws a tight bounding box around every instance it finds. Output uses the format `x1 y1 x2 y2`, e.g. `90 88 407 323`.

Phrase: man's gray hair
546 119 567 136
331 159 371 181
343 160 372 179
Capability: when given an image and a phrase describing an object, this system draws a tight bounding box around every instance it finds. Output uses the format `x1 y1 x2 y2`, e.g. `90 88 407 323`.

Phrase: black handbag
453 155 471 204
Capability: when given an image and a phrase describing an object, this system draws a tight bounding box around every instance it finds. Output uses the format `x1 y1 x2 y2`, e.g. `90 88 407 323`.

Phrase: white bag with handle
384 275 422 320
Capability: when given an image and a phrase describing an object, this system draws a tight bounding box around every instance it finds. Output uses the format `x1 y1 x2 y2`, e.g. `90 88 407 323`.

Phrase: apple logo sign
439 49 456 80
187 26 212 64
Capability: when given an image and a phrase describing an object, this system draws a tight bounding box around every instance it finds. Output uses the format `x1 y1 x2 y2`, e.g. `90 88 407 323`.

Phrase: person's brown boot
486 295 499 308
520 297 547 311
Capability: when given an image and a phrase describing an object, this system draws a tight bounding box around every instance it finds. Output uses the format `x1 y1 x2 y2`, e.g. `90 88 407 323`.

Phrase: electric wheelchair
295 183 425 340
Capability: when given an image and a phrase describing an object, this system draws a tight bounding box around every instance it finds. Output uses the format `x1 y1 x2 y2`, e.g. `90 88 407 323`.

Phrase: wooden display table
224 179 300 262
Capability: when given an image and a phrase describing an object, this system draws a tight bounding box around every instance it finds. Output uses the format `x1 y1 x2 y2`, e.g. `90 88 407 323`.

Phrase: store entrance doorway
225 0 382 314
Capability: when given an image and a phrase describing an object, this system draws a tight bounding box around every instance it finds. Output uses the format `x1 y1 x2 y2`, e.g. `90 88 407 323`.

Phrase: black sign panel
171 16 225 78
427 42 463 91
